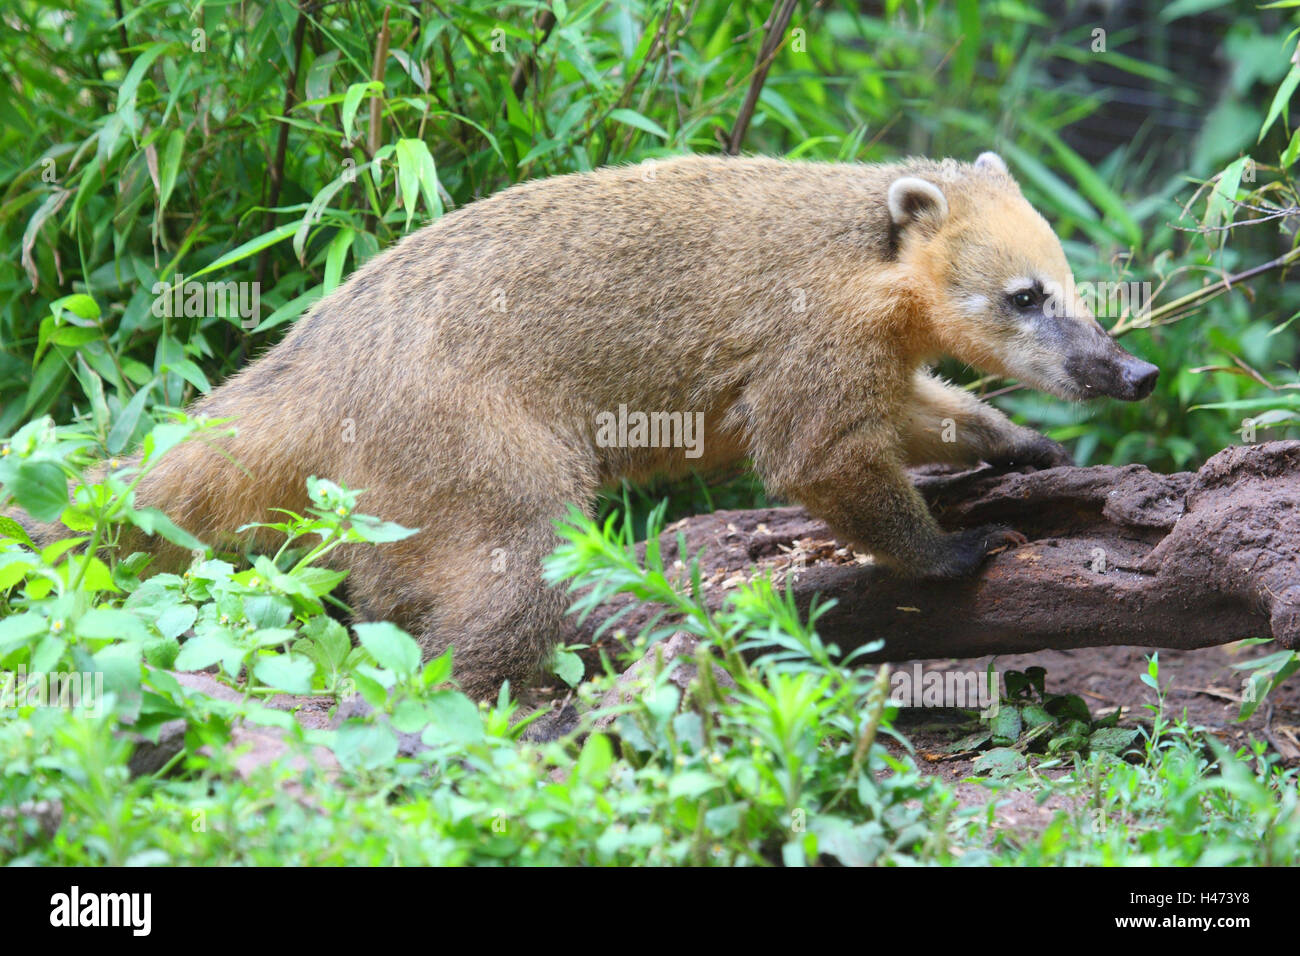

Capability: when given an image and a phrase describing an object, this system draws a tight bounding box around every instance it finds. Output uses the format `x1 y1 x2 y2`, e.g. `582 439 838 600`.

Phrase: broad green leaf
421 690 484 746
334 721 398 770
0 613 47 653
254 653 316 694
4 460 68 522
354 621 421 676
77 607 152 643
0 516 36 549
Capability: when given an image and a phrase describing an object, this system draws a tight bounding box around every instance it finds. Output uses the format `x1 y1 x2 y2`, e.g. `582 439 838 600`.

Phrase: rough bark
571 441 1300 663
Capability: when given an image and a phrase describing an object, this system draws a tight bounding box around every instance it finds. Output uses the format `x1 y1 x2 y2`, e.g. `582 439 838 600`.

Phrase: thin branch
726 0 798 155
504 7 557 118
112 0 135 72
367 6 392 159
254 3 311 306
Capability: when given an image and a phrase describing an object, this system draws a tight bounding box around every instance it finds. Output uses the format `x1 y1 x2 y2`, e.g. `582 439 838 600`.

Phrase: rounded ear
887 176 948 229
975 151 1009 175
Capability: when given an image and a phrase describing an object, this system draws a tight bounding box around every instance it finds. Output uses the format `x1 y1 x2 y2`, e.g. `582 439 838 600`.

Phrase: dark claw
922 524 1028 579
986 434 1073 471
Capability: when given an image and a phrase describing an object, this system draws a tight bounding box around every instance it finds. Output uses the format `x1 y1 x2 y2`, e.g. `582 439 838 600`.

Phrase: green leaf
141 422 193 465
49 327 101 350
157 129 184 212
1281 127 1300 169
972 747 1026 777
187 222 300 281
1205 156 1248 238
323 228 354 294
243 594 292 629
127 507 207 552
0 613 48 654
294 168 358 263
1022 704 1055 728
420 690 484 746
253 653 316 694
155 603 198 640
174 632 239 671
576 731 615 785
295 566 349 598
77 607 151 643
988 705 1023 745
334 721 398 770
1261 64 1300 142
952 0 979 87
106 381 155 454
1089 727 1140 754
667 769 720 799
944 729 992 753
354 621 421 676
160 358 211 394
340 81 384 143
5 460 68 522
0 516 36 549
50 293 101 324
24 351 71 417
1020 118 1141 246
348 517 418 543
607 108 669 140
115 42 173 135
394 139 425 230
552 648 584 687
94 644 145 718
1159 0 1233 19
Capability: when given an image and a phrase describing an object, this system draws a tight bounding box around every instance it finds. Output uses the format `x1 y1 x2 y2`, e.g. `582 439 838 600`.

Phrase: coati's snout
1023 283 1159 401
1064 341 1159 401
1035 281 1159 401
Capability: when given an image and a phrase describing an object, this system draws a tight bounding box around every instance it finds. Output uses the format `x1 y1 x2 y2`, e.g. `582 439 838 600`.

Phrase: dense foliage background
2 0 1300 868
4 0 1299 489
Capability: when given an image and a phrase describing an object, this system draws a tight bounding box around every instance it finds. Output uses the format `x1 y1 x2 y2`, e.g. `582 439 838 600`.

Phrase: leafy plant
937 665 1142 777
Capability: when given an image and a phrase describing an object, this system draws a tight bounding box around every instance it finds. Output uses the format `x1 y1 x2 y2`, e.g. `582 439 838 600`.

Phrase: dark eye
1010 288 1038 310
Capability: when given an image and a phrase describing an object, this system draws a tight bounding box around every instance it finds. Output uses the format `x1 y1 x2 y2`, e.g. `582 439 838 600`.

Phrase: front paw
986 434 1073 471
922 524 1027 579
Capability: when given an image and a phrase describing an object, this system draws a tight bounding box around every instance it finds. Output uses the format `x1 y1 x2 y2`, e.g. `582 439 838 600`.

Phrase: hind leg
419 529 571 700
344 498 586 700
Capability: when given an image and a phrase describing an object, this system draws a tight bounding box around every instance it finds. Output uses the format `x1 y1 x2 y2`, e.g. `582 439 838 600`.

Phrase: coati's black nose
1124 361 1159 400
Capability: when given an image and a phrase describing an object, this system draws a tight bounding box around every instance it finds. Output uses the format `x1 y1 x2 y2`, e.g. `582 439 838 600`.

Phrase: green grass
1 426 1297 865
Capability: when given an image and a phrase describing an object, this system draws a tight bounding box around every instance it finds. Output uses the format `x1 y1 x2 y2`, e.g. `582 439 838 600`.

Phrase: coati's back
127 156 906 545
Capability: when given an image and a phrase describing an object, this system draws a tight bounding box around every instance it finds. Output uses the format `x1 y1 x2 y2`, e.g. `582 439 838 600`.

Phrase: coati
8 152 1158 699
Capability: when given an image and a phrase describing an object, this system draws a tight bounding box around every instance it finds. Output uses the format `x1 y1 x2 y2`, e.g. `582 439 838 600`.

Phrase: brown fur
7 154 1157 698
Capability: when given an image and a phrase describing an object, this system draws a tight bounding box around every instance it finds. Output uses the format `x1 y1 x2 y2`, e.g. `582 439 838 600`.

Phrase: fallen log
571 441 1300 663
